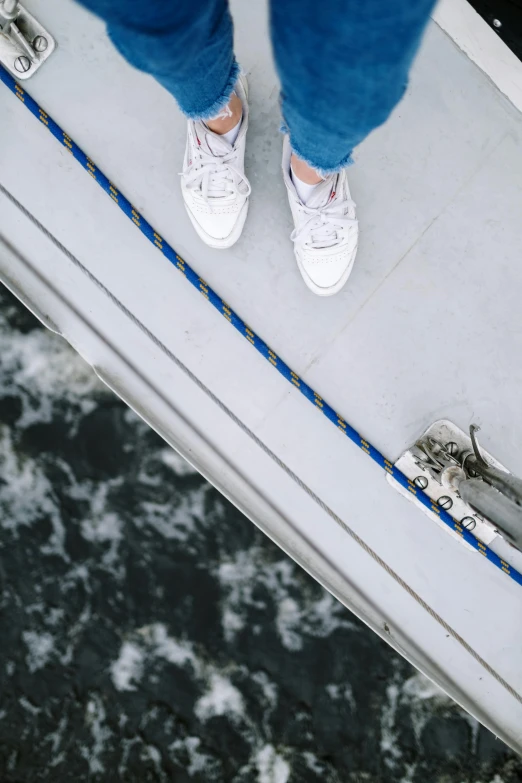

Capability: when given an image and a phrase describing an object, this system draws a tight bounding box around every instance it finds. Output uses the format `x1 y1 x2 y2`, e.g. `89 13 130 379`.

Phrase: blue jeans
77 0 436 173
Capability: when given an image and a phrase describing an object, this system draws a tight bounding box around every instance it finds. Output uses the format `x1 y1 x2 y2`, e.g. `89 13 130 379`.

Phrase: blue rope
2 66 521 588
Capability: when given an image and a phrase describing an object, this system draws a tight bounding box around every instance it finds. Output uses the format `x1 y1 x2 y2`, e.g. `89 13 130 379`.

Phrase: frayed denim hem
280 121 354 176
183 60 241 121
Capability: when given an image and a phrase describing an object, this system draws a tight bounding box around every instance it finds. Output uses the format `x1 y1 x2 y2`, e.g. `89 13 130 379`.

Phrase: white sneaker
180 75 251 249
282 136 359 296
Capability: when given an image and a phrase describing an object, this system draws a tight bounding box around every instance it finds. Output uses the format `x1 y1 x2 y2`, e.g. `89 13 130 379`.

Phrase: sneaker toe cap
300 243 357 293
184 194 247 242
195 208 242 240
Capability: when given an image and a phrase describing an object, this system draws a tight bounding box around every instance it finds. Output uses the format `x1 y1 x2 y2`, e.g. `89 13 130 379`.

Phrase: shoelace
182 145 251 203
291 198 358 250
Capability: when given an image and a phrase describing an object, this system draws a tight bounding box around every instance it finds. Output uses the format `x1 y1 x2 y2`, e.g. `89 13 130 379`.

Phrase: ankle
206 92 242 135
290 153 322 185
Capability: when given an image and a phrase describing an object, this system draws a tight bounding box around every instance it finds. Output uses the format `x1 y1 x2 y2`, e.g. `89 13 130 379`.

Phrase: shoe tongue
199 124 232 157
305 176 336 209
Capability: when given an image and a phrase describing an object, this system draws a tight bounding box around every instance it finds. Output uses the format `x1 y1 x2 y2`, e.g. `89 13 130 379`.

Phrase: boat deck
1 0 522 752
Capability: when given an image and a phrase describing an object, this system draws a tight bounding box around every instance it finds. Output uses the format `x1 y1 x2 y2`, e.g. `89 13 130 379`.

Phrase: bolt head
438 495 453 510
493 18 502 28
461 516 476 531
414 476 428 490
33 35 48 52
14 55 31 73
446 441 458 456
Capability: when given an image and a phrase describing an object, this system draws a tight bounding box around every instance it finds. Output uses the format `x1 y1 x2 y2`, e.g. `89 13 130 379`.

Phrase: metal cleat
459 425 522 550
388 420 522 553
0 1 55 79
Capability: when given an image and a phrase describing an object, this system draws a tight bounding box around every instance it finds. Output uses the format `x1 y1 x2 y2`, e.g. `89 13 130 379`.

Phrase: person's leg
77 0 250 247
77 0 239 122
271 0 436 295
271 0 436 175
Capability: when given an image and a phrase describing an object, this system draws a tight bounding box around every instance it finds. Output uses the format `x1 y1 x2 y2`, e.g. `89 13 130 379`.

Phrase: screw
14 55 31 73
414 476 428 490
4 0 18 15
446 442 458 456
33 35 48 52
438 496 453 510
493 18 502 28
461 516 476 531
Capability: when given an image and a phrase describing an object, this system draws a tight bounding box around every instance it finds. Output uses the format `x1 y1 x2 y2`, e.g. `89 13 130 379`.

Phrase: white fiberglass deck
1 0 522 753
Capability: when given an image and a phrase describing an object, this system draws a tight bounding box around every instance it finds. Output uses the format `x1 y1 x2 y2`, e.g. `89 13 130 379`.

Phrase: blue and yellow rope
2 66 521 588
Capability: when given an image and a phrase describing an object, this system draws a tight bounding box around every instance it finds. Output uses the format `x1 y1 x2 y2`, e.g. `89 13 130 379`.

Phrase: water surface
0 285 520 781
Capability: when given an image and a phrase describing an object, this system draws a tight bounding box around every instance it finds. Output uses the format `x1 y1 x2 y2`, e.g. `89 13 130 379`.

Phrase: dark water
470 0 522 61
0 283 521 782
